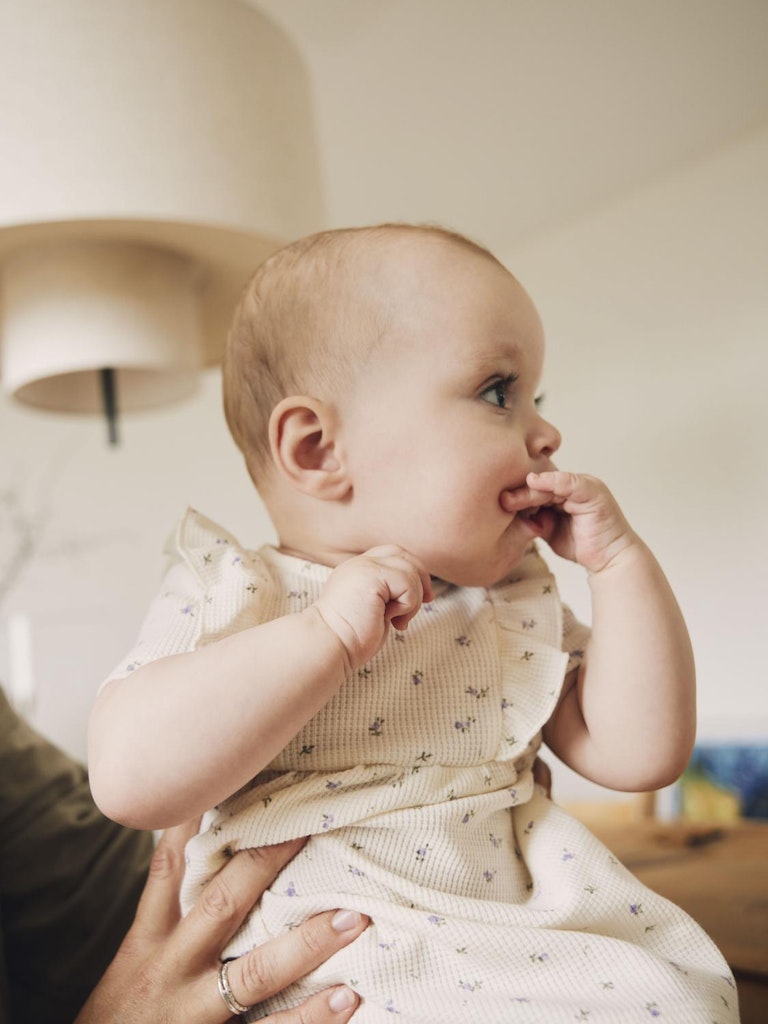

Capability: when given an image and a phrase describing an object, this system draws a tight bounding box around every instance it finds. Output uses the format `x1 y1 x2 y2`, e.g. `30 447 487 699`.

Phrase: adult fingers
258 985 360 1024
188 907 368 1022
129 819 200 943
171 840 308 968
224 909 367 1009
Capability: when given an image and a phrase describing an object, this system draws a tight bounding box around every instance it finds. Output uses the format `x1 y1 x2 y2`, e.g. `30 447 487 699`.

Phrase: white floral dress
111 510 738 1023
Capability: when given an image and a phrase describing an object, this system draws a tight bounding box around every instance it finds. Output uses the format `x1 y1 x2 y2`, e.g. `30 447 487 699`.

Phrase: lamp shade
0 0 323 425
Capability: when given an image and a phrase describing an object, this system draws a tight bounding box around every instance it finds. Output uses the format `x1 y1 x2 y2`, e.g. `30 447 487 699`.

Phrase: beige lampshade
0 0 323 423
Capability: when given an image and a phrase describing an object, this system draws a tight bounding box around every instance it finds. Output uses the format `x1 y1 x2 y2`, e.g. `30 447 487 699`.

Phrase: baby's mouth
500 488 555 536
516 504 551 530
517 504 544 521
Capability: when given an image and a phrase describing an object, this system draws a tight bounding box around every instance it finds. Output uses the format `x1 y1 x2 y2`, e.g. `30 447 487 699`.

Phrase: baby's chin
429 548 540 591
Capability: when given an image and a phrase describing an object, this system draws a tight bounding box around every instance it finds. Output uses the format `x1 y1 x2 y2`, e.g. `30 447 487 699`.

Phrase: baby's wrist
304 602 358 677
586 531 647 578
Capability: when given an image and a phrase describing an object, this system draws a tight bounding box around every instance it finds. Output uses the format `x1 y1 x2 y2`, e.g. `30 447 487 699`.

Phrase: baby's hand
314 546 434 673
514 471 639 574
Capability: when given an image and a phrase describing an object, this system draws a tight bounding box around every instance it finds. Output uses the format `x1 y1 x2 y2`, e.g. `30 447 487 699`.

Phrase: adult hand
75 821 366 1023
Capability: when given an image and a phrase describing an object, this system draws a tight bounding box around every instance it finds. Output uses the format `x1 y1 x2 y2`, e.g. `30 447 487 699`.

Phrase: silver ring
217 959 251 1016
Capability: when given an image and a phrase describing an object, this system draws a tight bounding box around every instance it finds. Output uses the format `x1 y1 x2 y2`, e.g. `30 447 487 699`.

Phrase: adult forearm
88 607 348 829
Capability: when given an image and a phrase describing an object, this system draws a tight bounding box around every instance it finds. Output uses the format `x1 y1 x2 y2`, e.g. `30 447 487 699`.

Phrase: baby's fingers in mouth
499 486 556 514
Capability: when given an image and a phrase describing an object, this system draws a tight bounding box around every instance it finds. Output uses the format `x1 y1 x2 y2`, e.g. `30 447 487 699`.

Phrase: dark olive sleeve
0 687 154 1024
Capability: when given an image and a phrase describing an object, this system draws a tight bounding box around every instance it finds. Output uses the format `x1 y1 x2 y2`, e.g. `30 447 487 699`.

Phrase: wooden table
590 820 768 1024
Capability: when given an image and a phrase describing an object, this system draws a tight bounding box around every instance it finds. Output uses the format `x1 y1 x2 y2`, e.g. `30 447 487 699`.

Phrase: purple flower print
646 1004 661 1017
427 914 446 926
454 717 476 733
321 814 334 831
482 870 495 883
412 670 423 685
629 902 644 916
284 881 297 897
562 849 575 862
369 717 384 737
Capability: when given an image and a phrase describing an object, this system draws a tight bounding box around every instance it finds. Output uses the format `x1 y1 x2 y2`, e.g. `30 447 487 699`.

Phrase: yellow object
679 771 742 825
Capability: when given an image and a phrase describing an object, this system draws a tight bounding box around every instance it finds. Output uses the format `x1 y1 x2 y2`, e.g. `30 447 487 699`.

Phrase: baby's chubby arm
506 471 696 793
88 546 432 830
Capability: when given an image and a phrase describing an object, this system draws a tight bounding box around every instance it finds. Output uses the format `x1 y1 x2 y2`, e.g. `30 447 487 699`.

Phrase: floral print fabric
110 510 738 1022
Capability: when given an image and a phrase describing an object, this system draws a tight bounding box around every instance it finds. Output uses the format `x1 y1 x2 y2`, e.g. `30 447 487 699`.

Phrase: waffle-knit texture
110 510 738 1022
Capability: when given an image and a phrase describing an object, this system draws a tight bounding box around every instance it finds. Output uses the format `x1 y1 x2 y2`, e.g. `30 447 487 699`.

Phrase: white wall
1 129 766 808
0 371 276 759
507 128 768 801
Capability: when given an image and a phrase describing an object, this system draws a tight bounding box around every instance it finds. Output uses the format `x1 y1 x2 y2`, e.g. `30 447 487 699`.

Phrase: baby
89 224 738 1022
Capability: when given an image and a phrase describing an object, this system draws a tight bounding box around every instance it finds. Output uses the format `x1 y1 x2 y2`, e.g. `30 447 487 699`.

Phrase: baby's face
336 240 562 586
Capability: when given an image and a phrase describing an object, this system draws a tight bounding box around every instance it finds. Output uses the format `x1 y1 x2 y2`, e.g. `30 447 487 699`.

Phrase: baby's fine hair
223 222 500 484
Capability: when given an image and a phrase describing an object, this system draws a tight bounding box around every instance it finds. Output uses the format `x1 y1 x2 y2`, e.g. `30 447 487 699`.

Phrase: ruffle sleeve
487 547 591 764
103 508 271 683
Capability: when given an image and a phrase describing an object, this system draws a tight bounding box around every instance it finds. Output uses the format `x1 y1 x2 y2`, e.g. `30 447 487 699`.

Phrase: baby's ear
268 396 350 501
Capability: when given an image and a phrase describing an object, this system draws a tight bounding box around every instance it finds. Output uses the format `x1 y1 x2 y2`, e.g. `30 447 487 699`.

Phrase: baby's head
223 224 500 486
223 223 560 585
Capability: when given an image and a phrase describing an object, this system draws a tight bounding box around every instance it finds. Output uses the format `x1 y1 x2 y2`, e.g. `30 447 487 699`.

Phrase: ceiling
253 0 768 254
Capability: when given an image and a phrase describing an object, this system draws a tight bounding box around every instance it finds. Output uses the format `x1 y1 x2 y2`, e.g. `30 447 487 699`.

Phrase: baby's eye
480 374 518 409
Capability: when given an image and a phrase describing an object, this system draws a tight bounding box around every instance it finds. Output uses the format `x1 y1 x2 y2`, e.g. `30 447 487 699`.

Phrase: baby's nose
529 415 561 460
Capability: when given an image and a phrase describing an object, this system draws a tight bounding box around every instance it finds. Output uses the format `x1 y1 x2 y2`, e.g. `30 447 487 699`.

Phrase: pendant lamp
0 0 323 443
